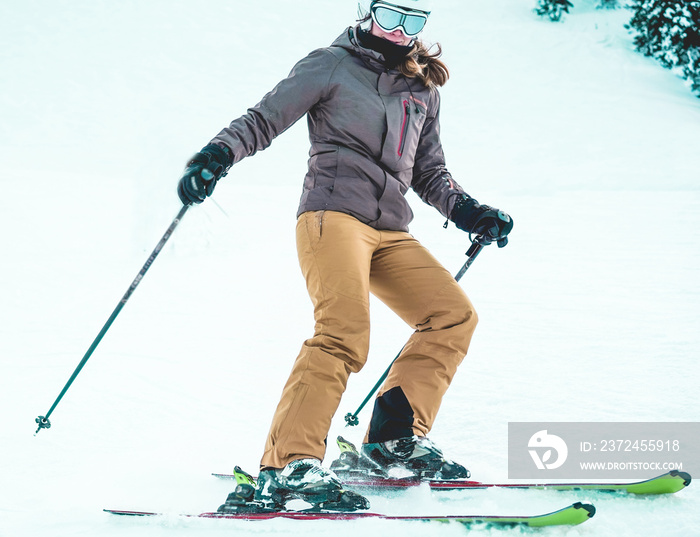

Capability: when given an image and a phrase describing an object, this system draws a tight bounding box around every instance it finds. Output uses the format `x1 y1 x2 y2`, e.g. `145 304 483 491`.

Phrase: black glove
450 195 514 247
177 144 233 205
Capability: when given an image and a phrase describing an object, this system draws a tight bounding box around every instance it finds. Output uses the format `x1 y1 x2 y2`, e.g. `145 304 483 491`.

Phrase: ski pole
34 203 191 435
343 234 490 427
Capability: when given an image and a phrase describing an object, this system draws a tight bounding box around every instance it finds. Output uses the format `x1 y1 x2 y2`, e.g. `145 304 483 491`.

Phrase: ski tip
669 470 692 487
572 502 596 519
104 509 157 517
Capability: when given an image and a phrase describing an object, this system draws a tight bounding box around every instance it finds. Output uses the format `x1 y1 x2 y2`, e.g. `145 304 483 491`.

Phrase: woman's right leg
260 211 379 469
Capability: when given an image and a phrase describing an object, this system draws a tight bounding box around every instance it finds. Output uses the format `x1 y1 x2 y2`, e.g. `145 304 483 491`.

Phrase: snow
1 0 699 536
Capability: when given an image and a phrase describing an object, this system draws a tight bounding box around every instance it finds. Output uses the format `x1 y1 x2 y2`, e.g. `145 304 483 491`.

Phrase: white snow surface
2 1 699 536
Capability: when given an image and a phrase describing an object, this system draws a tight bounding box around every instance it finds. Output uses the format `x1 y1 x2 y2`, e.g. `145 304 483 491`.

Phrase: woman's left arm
412 91 514 243
410 90 466 218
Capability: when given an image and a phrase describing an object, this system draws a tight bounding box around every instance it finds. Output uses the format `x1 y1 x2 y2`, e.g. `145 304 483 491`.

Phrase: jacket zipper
398 100 410 157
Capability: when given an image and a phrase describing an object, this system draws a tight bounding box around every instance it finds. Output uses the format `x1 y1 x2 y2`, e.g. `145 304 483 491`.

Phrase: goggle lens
371 4 428 37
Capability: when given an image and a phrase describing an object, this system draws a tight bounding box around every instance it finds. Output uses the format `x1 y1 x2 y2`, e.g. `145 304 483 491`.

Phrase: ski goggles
370 2 430 38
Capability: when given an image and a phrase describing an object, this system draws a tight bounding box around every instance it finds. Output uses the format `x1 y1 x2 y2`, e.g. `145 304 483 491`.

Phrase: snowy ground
2 1 699 536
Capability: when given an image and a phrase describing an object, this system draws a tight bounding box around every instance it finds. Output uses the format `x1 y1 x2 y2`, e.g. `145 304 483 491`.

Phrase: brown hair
400 40 450 88
356 15 450 88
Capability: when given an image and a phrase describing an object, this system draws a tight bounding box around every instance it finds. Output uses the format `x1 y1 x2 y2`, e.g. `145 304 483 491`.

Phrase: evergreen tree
535 0 574 22
627 1 700 96
597 0 619 9
679 6 700 93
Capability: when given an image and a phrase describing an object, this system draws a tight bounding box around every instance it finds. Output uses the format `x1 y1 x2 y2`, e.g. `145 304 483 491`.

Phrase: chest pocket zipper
398 99 411 157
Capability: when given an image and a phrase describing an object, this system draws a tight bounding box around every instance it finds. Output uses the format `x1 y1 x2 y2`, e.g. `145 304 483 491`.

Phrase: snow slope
1 1 699 536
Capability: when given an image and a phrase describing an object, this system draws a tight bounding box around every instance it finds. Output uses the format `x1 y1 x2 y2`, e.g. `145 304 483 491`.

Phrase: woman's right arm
177 48 339 205
210 48 339 165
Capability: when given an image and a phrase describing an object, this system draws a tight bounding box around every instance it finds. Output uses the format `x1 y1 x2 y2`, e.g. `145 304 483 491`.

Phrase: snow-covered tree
535 0 574 22
626 1 700 96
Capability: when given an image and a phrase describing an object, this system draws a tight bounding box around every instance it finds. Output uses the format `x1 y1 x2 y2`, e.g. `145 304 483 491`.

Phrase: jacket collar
331 25 393 72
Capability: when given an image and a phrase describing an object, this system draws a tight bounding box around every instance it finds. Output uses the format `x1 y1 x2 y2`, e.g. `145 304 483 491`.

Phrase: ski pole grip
466 234 490 256
466 240 483 258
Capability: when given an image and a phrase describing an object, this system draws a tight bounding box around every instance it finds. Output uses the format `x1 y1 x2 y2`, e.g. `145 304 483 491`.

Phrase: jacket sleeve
410 89 467 219
209 48 338 165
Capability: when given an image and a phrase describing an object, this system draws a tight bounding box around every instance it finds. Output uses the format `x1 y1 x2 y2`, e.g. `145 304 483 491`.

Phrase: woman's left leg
365 231 478 443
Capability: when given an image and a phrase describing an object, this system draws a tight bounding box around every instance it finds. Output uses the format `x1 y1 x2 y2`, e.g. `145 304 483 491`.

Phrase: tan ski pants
260 211 478 469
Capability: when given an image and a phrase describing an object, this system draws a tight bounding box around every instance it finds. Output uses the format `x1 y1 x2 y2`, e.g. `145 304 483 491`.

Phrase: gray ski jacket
210 26 467 232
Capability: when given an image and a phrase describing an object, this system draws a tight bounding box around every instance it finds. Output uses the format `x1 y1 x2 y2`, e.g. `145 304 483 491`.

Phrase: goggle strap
372 2 430 17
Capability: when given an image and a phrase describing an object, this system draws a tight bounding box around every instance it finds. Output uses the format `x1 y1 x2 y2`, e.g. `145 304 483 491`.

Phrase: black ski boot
219 459 369 513
256 458 369 511
362 435 470 480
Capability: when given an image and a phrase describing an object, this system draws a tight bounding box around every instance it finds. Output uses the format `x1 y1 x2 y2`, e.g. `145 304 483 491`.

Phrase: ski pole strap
454 236 488 282
344 234 490 427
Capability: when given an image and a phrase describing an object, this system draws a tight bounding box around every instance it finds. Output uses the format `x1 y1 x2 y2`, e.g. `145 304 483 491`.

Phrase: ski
105 501 595 527
214 435 690 496
212 469 691 495
336 470 692 495
325 435 692 495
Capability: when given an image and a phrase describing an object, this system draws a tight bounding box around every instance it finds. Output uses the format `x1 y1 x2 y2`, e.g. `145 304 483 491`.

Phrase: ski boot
217 460 369 514
362 435 471 480
331 436 470 481
330 436 390 480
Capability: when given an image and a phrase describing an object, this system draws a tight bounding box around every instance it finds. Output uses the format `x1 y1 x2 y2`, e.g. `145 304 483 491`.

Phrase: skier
177 0 513 511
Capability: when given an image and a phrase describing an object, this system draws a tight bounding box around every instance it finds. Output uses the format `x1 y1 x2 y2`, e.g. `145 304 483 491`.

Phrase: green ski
212 469 691 495
105 501 595 527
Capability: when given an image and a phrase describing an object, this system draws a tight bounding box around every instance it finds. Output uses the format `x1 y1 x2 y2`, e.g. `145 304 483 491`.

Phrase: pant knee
425 289 478 355
463 301 478 334
425 287 477 332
